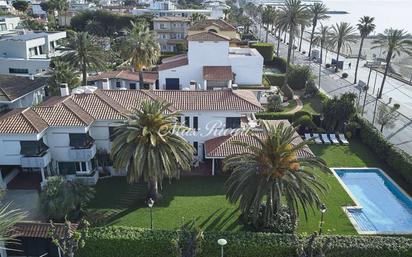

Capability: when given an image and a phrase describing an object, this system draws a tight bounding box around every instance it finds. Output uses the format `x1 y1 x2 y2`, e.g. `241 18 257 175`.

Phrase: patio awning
10 222 78 239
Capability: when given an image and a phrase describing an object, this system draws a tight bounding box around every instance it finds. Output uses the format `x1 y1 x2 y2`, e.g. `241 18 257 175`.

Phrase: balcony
68 143 97 161
21 151 52 168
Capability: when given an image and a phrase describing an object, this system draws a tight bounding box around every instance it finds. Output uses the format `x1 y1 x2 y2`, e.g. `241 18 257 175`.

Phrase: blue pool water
335 168 412 233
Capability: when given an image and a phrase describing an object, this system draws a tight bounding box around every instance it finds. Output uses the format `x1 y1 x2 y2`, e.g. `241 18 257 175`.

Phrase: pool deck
331 167 412 235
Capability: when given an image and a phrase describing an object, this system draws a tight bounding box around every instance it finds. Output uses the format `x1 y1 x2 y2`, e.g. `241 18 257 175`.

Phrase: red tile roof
11 222 78 239
189 19 237 31
0 89 262 134
204 120 314 158
203 66 233 81
87 70 158 84
187 31 230 41
158 57 188 71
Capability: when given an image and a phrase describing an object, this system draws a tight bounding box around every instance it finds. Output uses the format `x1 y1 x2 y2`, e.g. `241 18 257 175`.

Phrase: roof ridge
142 90 177 112
232 90 263 110
61 98 93 125
21 108 44 133
208 134 232 156
94 89 129 115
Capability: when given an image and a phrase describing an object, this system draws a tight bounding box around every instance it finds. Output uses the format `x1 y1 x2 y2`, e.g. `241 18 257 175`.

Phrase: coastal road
253 25 412 155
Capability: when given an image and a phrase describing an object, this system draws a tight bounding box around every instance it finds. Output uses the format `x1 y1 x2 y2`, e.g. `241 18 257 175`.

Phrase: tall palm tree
313 24 330 88
277 0 311 88
189 13 206 25
329 22 357 72
64 32 106 86
120 22 160 88
262 6 275 42
298 19 310 52
354 16 376 84
111 100 194 199
372 28 412 98
48 59 80 95
224 121 329 225
308 3 329 58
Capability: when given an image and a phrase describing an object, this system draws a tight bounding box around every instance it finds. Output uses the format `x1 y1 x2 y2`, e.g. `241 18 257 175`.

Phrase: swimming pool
333 168 412 234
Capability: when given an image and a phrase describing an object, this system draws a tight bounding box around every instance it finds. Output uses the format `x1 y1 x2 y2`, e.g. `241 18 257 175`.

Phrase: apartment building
0 31 67 75
132 0 211 18
0 88 262 189
153 16 190 52
0 16 20 36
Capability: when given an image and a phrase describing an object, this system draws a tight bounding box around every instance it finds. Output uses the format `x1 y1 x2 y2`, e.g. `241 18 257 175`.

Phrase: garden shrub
354 116 412 185
77 226 412 257
256 112 295 121
267 94 283 112
304 79 318 97
293 111 312 121
243 205 297 233
281 84 294 99
287 65 313 90
271 57 288 73
250 42 274 63
265 74 285 87
292 115 318 131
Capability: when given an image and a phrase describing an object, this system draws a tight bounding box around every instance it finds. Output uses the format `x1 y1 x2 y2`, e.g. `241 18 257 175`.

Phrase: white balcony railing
21 151 52 168
68 144 97 161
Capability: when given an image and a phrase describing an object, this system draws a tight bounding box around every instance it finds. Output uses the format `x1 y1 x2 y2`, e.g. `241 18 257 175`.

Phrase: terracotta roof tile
205 120 314 158
187 31 230 41
158 57 188 71
189 19 237 31
161 54 187 63
0 108 48 134
11 222 78 239
87 70 158 84
0 75 47 102
203 66 233 80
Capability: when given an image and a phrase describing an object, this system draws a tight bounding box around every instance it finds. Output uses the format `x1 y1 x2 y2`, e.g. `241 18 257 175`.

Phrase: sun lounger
338 134 349 144
321 134 331 144
304 133 312 141
329 134 340 144
313 134 323 144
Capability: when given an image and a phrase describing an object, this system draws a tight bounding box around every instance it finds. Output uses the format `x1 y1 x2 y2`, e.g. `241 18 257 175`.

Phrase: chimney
102 78 110 90
60 83 70 96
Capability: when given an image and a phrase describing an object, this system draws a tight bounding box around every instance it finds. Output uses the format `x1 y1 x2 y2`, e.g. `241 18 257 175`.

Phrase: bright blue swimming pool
334 168 412 234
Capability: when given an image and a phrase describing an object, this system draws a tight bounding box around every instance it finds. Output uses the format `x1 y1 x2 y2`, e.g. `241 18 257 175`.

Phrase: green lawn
301 94 323 115
87 139 393 235
281 99 298 112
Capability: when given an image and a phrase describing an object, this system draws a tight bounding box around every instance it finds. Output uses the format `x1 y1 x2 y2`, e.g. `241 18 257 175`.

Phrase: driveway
1 190 44 221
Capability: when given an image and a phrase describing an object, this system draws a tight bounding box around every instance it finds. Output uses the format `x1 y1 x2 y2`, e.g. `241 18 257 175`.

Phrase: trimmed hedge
250 42 274 63
77 226 412 257
355 117 412 185
265 73 285 87
256 112 295 121
270 56 288 73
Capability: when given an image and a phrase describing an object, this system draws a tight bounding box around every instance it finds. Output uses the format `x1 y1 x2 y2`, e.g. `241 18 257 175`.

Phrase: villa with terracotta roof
0 88 264 189
187 19 240 43
158 30 263 90
87 70 159 90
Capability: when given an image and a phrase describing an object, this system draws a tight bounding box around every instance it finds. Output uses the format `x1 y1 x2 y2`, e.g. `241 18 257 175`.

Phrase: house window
58 162 76 175
109 127 117 141
75 162 88 173
69 133 94 148
20 139 48 157
160 23 166 29
116 81 121 88
129 83 136 89
193 116 198 130
184 116 190 127
226 117 241 129
9 68 28 74
193 141 198 156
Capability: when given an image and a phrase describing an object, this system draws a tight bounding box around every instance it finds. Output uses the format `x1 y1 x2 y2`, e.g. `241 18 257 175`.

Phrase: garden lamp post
318 203 327 235
217 238 227 257
148 198 154 230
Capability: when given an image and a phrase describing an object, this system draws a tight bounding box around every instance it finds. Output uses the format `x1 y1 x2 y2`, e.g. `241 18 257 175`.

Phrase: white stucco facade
158 40 263 89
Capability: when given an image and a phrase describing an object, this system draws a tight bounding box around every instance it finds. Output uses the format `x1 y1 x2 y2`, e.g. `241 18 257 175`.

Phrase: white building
158 31 263 90
153 16 189 52
132 0 212 17
0 88 262 189
0 16 20 36
203 0 230 19
87 70 159 90
0 31 67 75
0 75 47 112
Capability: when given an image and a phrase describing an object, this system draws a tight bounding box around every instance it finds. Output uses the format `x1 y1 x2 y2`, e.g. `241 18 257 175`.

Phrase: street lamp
318 203 327 235
147 198 154 230
217 238 227 257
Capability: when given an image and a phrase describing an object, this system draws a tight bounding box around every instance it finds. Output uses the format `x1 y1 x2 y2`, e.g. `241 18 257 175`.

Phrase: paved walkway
252 23 412 155
283 96 303 114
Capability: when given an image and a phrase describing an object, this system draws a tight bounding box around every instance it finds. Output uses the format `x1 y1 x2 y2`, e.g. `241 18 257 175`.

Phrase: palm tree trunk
325 48 328 64
283 26 294 87
380 124 384 132
139 69 144 89
308 24 316 57
82 62 87 86
319 43 323 88
299 26 304 52
335 46 341 72
378 52 392 99
354 37 365 84
265 24 269 43
148 179 159 200
276 29 281 57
